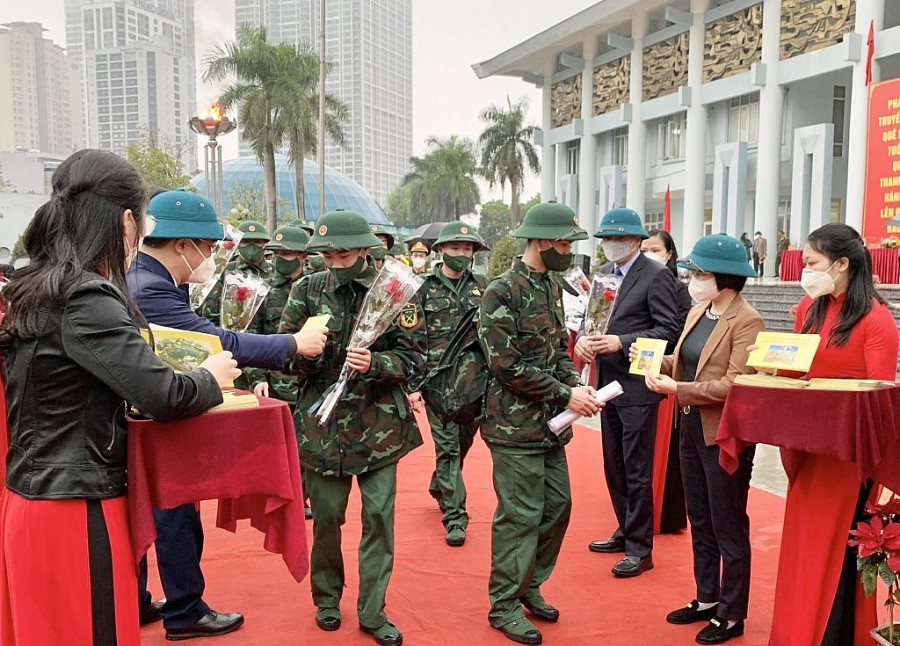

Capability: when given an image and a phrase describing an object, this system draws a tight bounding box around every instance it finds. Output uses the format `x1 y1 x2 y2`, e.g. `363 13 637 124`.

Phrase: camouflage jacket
197 257 273 328
245 269 305 402
278 266 426 476
477 258 581 451
420 266 487 370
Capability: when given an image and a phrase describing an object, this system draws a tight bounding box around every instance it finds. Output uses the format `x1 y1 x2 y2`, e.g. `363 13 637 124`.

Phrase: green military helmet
306 209 383 252
594 207 649 239
510 200 588 241
369 224 395 251
287 219 315 236
237 220 270 242
146 189 225 240
677 233 757 277
433 221 489 252
266 225 310 252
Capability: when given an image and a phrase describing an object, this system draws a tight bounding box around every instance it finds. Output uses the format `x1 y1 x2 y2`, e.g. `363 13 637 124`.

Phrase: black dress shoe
360 622 403 646
588 537 625 553
696 617 744 644
611 555 654 577
140 599 165 626
316 615 342 631
165 610 245 641
495 619 542 645
520 598 559 622
667 600 719 625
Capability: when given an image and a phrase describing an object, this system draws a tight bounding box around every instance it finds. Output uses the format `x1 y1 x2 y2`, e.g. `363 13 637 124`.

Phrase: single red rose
392 290 406 304
234 286 251 302
603 289 616 302
385 277 401 294
580 279 590 292
223 240 235 250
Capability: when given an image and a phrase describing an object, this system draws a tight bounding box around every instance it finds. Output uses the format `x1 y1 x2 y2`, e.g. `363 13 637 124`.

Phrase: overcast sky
0 0 596 203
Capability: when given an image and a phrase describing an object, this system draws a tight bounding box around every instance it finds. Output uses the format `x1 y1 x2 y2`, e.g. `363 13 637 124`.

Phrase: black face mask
539 246 572 272
329 256 365 286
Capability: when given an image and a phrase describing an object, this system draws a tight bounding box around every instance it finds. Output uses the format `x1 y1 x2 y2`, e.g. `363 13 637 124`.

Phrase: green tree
224 179 291 227
385 182 417 226
11 234 26 261
402 135 480 222
478 96 540 229
478 200 510 247
521 193 541 216
487 235 524 278
125 128 192 189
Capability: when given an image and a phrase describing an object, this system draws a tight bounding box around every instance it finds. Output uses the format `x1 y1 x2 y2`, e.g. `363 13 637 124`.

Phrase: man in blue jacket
127 189 327 641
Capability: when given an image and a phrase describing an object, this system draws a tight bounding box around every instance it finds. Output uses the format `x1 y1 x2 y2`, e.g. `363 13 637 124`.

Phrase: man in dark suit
575 207 680 578
127 190 327 641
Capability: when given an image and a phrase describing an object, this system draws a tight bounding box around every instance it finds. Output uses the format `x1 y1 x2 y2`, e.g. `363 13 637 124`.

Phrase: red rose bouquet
220 272 270 332
578 272 622 382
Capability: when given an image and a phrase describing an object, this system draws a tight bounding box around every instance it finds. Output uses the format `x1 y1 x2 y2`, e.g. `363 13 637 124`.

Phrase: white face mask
411 256 427 269
800 262 837 299
182 240 216 284
643 251 668 266
602 239 635 264
688 275 719 303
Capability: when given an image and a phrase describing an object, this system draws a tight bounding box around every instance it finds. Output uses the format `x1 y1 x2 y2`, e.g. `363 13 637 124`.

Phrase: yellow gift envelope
628 338 668 377
746 331 821 373
302 314 331 330
140 323 233 387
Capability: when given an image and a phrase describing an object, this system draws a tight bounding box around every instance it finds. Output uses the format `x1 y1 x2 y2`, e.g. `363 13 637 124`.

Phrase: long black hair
799 223 886 347
0 150 148 348
646 228 680 278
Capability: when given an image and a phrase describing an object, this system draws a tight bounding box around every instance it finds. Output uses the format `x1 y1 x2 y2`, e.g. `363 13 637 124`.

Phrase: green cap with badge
677 233 758 277
266 226 309 252
368 224 395 251
306 209 383 252
237 220 270 242
433 221 490 252
510 201 588 241
146 189 225 240
593 207 649 239
287 219 315 236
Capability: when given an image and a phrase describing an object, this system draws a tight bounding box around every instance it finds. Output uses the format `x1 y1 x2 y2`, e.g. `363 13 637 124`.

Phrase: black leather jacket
3 275 223 499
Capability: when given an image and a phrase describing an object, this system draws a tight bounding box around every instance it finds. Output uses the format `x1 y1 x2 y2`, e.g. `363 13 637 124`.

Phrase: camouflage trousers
426 408 477 530
306 464 397 629
487 445 571 628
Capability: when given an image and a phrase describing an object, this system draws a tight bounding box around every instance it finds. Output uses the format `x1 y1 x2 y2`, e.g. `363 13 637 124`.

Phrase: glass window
566 141 579 175
612 127 628 166
832 86 846 157
728 94 759 144
657 113 686 161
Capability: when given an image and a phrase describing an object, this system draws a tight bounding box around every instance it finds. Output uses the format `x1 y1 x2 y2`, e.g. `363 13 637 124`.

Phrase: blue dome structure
191 155 391 225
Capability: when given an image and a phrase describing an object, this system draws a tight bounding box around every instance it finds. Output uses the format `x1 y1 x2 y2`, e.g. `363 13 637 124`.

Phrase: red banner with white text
863 78 900 244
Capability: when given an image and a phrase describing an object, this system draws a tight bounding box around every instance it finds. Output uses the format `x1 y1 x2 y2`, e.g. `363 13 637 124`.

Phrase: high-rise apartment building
0 22 84 155
234 0 412 206
64 0 197 172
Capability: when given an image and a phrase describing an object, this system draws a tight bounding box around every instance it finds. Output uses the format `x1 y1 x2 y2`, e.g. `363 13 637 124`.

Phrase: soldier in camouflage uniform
369 224 394 271
277 210 425 646
196 220 273 328
409 221 488 547
478 201 604 645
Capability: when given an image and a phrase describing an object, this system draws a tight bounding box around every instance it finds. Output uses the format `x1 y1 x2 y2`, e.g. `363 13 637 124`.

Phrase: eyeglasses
143 214 157 237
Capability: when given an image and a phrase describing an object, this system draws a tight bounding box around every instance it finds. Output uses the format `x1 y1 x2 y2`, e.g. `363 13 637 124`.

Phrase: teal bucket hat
510 201 588 241
677 233 758 277
594 207 649 239
146 189 225 240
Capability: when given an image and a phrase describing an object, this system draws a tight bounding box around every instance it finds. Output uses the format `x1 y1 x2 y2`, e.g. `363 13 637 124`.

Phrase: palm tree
272 42 348 221
478 96 540 229
204 26 285 232
403 136 480 222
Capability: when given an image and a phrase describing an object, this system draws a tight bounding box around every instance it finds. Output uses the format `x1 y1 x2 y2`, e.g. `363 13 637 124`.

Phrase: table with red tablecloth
127 395 308 582
715 383 900 491
780 247 900 283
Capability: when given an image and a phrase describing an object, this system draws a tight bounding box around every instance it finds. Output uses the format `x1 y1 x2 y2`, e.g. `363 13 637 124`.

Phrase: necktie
614 267 623 277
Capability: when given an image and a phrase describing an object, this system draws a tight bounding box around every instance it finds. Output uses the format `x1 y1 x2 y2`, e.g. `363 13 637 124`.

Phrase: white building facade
0 22 84 156
474 0 900 267
64 0 197 172
234 0 413 206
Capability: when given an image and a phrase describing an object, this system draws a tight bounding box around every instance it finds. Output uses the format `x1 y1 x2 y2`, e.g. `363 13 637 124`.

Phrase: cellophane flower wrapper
220 272 271 332
562 266 591 333
579 272 623 383
189 224 244 311
312 257 425 424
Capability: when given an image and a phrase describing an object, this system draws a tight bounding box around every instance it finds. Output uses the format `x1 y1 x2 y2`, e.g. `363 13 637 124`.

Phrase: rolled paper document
547 380 624 436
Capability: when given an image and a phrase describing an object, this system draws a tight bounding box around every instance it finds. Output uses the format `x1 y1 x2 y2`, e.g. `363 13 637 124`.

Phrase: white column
682 0 710 255
752 0 784 274
844 3 884 231
578 38 599 253
541 67 557 202
626 12 648 214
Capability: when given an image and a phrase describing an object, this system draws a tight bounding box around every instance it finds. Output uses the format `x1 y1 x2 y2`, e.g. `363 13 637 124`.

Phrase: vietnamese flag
866 20 875 85
663 184 671 233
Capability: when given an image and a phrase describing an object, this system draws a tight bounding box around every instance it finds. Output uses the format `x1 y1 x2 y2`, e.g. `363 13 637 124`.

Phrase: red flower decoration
848 515 900 557
603 289 616 302
580 278 591 292
223 240 235 250
385 277 401 294
234 286 251 302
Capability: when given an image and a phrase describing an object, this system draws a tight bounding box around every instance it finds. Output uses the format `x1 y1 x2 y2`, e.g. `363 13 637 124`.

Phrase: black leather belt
681 405 700 415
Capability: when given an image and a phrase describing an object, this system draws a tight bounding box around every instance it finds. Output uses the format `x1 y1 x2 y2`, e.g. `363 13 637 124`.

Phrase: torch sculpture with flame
189 103 236 216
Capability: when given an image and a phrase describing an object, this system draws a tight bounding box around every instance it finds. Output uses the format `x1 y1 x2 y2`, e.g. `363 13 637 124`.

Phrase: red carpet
140 417 785 645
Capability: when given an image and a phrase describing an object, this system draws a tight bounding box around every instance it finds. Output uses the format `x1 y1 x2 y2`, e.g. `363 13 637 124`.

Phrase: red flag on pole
663 184 671 233
866 20 875 85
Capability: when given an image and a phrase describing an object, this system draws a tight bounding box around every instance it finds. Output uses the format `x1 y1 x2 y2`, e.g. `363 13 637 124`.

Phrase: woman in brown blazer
634 234 764 645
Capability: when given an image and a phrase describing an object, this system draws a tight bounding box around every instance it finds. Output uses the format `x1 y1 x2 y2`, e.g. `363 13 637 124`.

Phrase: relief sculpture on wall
780 0 856 60
593 56 630 116
704 4 763 83
551 74 582 129
642 32 689 102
